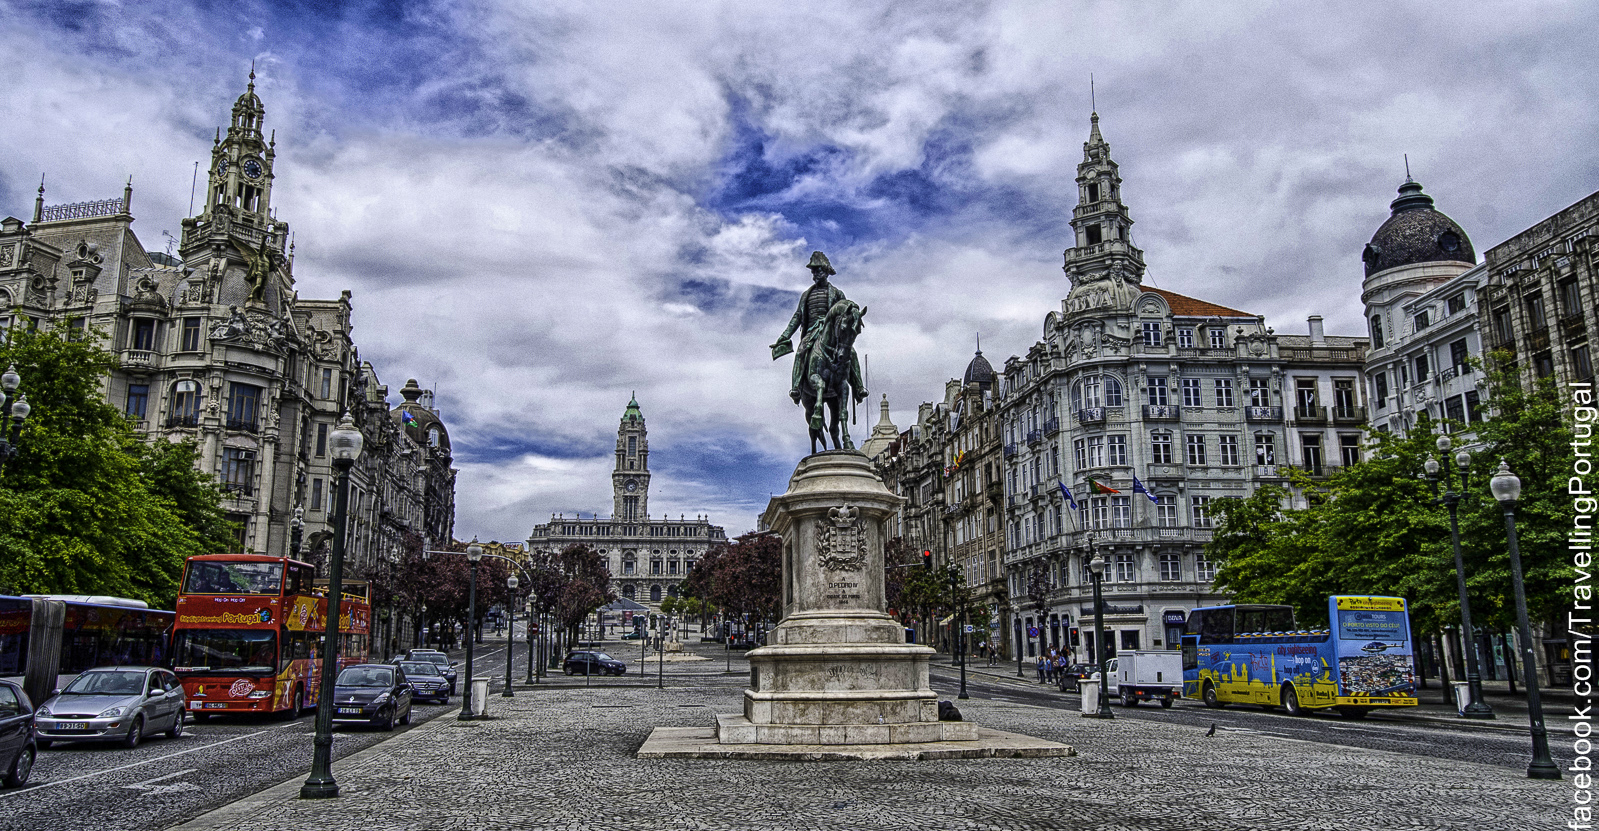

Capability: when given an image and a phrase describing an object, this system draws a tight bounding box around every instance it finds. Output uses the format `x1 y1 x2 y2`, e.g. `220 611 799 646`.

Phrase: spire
1088 110 1103 146
123 176 133 216
32 175 44 224
1063 110 1144 287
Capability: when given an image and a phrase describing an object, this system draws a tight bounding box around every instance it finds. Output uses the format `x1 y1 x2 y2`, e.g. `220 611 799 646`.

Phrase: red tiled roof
1141 286 1254 318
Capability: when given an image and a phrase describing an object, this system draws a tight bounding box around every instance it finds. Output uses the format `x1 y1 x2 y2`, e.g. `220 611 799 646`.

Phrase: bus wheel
1201 682 1223 709
1341 707 1369 720
294 684 307 716
1282 685 1305 716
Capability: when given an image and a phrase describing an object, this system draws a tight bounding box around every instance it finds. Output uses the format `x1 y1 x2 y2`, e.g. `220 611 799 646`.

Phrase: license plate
337 707 361 715
57 722 88 730
204 702 228 709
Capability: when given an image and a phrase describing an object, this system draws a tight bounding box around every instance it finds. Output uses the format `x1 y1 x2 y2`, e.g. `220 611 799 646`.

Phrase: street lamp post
1489 461 1562 780
300 412 364 800
524 597 535 684
1083 534 1113 719
1013 603 1024 677
458 538 484 720
1424 434 1494 719
503 574 518 697
951 569 968 700
0 365 32 474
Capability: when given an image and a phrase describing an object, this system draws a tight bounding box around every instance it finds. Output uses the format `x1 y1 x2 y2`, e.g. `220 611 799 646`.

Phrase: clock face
625 480 638 493
216 158 229 177
243 159 263 179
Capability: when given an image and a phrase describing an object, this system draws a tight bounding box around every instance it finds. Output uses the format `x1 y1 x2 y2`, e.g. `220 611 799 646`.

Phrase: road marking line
0 722 300 799
123 768 197 789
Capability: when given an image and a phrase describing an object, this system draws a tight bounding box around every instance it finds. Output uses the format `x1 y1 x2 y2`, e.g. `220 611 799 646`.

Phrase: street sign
1027 626 1040 638
963 624 974 633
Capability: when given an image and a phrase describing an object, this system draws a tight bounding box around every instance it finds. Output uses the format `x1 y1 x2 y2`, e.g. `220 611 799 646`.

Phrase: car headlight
98 706 125 718
36 705 51 717
372 692 390 704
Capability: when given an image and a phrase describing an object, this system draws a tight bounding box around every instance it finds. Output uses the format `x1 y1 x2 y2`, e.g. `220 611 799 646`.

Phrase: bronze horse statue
797 298 867 454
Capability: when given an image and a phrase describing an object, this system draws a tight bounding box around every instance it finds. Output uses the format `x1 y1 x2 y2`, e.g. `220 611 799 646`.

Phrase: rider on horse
770 252 868 450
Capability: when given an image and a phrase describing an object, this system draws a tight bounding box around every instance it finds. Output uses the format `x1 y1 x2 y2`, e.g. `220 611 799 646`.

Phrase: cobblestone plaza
171 670 1558 831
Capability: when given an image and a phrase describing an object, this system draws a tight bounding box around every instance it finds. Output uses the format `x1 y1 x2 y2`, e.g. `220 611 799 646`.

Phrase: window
227 383 261 430
311 478 324 510
1112 496 1130 528
1214 379 1235 407
1146 377 1168 406
1535 350 1556 378
1197 554 1217 583
1525 292 1548 329
623 557 636 575
125 384 148 418
1295 378 1317 410
1177 327 1194 348
1446 294 1467 315
1414 353 1430 383
1073 439 1086 470
1371 315 1384 348
1151 431 1173 464
1492 306 1514 345
1373 372 1388 409
1156 496 1178 527
1254 434 1276 465
170 380 201 424
315 423 328 457
1445 395 1466 425
1107 435 1127 466
1050 447 1060 476
650 585 661 602
1087 182 1100 202
131 319 156 351
1090 497 1110 530
1186 434 1206 466
651 560 662 575
1115 553 1135 582
320 368 333 400
1181 378 1202 407
1561 279 1583 317
667 560 679 575
1142 322 1163 347
1248 378 1270 407
1334 379 1356 412
180 317 202 351
1448 338 1469 372
1209 327 1227 349
1085 223 1103 245
1300 434 1323 474
1218 435 1240 466
1086 436 1104 468
1191 495 1213 528
1413 309 1430 331
1576 344 1595 382
222 448 255 495
1159 553 1181 582
1339 434 1361 467
628 436 637 456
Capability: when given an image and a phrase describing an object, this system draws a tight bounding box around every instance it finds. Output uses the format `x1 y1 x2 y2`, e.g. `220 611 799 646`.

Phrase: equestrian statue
770 251 869 455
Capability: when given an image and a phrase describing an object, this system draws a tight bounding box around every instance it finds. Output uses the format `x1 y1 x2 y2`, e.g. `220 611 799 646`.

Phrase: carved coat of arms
816 505 867 572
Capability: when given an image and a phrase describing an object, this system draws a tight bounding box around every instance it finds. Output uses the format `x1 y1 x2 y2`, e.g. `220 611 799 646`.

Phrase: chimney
1308 315 1325 345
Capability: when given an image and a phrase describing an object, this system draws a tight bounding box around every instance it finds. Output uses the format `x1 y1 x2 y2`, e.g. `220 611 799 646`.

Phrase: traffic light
1069 627 1080 647
921 550 933 570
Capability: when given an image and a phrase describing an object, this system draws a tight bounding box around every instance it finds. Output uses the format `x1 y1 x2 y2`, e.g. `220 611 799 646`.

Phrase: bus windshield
172 629 277 674
183 561 283 595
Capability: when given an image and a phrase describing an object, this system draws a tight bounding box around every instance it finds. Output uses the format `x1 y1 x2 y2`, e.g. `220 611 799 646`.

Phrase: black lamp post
1489 460 1562 780
949 568 968 699
1013 603 1024 677
524 596 535 684
1083 534 1113 719
289 505 304 559
458 538 484 720
1424 434 1494 719
301 412 363 800
0 365 31 473
503 574 518 697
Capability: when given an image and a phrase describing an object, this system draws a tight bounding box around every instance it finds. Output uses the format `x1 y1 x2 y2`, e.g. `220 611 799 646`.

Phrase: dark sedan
563 651 626 676
1057 663 1094 692
393 661 450 703
0 680 35 788
331 665 413 730
405 650 458 696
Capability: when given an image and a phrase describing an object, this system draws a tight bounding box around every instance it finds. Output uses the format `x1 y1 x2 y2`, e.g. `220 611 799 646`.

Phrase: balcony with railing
1077 407 1106 425
1043 417 1060 436
1292 405 1327 424
225 418 259 434
1026 429 1043 446
164 414 200 429
1436 365 1460 384
1254 464 1282 478
1142 404 1181 421
220 482 254 498
120 350 157 369
1244 406 1283 423
1330 406 1366 423
1003 443 1018 459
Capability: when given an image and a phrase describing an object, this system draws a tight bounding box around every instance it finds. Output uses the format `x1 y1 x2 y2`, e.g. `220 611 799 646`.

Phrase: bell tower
613 394 650 521
1062 111 1145 288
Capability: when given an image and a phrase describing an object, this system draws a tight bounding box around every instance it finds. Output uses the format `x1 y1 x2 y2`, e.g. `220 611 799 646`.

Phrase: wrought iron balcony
1004 443 1018 459
164 414 200 429
1026 429 1043 446
1044 417 1060 436
1142 404 1181 421
1077 407 1106 425
225 418 259 434
1293 405 1327 423
1330 406 1366 423
1244 406 1283 422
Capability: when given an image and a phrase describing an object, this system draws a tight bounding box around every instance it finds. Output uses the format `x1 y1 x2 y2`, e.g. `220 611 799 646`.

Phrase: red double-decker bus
171 554 370 718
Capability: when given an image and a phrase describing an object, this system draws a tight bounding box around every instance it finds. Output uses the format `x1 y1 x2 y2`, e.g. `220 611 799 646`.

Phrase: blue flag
1131 475 1158 504
1057 481 1079 511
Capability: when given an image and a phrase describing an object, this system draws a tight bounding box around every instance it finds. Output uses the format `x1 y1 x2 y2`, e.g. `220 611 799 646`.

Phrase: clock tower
613 394 650 521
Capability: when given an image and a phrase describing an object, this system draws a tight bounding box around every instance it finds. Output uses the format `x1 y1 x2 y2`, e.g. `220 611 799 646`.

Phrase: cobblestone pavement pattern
167 674 1559 831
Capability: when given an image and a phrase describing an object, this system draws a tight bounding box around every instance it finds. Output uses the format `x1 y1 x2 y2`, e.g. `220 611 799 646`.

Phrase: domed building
1359 176 1487 437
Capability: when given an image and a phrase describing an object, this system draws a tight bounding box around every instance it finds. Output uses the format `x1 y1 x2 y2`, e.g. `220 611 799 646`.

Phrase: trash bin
1080 679 1100 714
470 678 490 717
1452 681 1470 716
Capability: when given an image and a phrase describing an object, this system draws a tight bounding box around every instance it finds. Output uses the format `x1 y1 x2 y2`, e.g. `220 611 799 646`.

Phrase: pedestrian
1036 653 1046 683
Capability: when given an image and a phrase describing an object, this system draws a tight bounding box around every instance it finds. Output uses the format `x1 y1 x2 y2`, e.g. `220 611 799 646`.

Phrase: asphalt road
0 644 507 831
927 663 1571 773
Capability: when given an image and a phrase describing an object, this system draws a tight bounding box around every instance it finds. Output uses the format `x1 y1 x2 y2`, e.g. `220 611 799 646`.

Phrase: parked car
1057 663 1094 692
406 649 459 696
563 651 627 676
35 667 186 749
0 680 36 788
394 661 450 704
331 664 413 730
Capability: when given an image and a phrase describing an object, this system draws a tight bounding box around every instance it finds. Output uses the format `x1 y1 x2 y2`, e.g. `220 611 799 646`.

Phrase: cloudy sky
3 1 1597 542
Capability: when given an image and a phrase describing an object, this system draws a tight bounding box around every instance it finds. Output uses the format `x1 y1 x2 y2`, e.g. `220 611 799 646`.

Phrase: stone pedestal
717 450 976 745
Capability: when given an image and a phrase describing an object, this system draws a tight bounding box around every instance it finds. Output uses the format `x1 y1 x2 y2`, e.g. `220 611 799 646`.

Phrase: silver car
35 667 186 749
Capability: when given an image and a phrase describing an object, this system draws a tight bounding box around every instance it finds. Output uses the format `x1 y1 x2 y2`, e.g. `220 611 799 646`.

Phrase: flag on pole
1086 478 1121 494
1131 475 1158 504
1057 481 1079 511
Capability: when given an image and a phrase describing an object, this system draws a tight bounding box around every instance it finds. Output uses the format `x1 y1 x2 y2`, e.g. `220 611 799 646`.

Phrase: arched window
1104 376 1123 406
170 379 202 426
650 585 662 602
623 584 636 600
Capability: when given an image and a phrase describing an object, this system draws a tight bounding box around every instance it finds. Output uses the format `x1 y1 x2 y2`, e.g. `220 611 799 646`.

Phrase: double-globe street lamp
1083 533 1113 720
1489 461 1561 780
503 574 519 697
421 541 539 706
301 412 364 800
1423 433 1494 719
0 364 32 473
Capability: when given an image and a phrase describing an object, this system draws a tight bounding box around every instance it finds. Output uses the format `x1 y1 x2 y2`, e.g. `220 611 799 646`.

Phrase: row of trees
678 531 781 631
0 326 235 608
1207 357 1574 643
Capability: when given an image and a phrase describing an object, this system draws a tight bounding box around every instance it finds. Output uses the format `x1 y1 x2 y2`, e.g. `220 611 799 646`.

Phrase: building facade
525 396 726 608
0 73 455 582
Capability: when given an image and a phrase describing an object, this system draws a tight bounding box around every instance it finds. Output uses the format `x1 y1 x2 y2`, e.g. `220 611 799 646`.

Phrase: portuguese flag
1087 478 1121 494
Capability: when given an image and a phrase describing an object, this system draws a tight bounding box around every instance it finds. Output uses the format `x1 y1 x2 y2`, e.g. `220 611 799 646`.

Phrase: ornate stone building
526 396 726 608
0 73 455 584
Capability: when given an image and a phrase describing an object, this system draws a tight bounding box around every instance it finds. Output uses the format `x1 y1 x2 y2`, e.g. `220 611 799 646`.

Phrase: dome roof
393 378 449 452
962 350 995 389
1362 179 1475 277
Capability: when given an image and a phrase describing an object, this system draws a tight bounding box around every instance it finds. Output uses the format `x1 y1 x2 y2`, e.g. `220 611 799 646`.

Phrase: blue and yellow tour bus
1181 595 1417 718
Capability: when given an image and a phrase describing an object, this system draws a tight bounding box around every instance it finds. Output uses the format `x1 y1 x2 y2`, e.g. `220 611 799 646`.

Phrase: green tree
0 325 232 608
